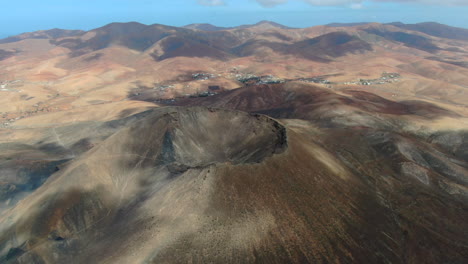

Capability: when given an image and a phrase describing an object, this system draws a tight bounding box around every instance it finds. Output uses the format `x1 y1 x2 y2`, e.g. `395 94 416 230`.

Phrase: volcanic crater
125 107 288 172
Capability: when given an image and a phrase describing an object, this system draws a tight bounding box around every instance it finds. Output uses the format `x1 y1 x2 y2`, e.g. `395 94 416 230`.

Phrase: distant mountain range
2 20 467 64
0 28 85 44
3 20 467 41
183 21 468 40
184 20 295 31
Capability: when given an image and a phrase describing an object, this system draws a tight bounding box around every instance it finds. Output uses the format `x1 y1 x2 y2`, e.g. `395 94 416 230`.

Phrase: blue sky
1 0 468 37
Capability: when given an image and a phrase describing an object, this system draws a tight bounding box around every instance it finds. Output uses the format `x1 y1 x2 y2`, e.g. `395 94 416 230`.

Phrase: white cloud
375 0 468 5
256 0 288 7
252 0 468 7
197 0 226 6
253 0 363 8
302 0 361 6
350 2 363 9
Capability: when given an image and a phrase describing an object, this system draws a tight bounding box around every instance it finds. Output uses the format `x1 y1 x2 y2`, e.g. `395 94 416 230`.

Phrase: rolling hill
0 20 467 264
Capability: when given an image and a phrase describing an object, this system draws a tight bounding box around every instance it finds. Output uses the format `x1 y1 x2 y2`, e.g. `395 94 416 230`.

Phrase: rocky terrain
0 21 467 263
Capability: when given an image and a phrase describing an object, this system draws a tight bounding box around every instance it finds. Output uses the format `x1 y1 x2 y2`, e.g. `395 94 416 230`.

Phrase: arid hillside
0 21 467 263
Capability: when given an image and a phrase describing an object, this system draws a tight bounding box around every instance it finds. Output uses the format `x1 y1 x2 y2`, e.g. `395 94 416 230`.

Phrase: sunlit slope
0 105 466 263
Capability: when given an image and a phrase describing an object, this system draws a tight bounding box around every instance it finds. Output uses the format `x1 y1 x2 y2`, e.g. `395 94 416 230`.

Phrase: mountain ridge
3 21 468 43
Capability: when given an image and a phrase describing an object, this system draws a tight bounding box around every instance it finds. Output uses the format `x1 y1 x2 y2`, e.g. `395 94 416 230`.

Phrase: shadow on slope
232 32 372 61
176 83 459 124
0 107 288 263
